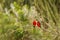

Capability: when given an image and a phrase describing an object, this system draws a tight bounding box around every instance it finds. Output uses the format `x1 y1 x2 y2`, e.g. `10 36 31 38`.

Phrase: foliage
0 0 60 40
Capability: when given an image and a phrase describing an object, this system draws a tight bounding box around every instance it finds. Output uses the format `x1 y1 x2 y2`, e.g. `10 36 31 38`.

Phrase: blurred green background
0 0 60 40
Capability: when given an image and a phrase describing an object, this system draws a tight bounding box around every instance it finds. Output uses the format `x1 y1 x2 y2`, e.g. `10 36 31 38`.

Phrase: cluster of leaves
0 1 29 40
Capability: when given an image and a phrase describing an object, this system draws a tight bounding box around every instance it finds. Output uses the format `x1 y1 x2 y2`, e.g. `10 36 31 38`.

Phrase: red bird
33 20 41 28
